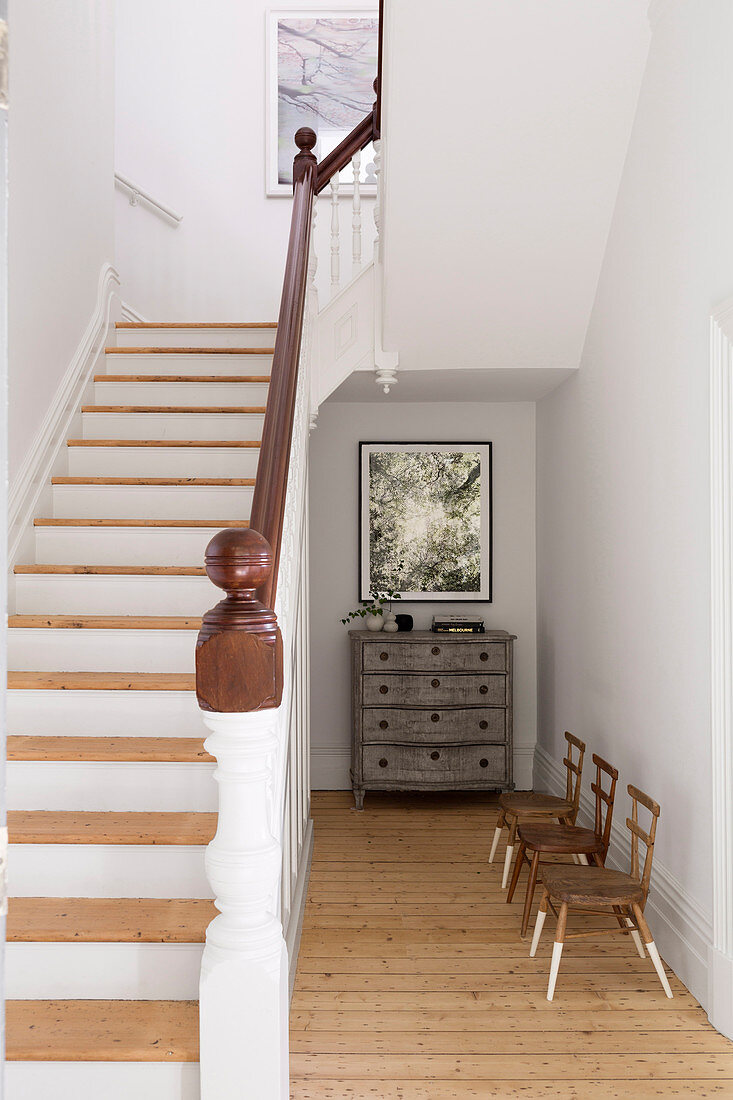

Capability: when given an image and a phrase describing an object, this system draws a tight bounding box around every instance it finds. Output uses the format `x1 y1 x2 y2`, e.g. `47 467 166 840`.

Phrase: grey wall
309 400 537 789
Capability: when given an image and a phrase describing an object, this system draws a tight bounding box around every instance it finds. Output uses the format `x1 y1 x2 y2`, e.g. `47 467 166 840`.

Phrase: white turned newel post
372 139 382 264
351 150 362 274
199 708 288 1100
329 173 340 295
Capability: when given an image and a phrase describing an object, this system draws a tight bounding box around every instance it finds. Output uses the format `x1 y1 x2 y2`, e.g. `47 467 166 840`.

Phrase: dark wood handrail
196 58 381 714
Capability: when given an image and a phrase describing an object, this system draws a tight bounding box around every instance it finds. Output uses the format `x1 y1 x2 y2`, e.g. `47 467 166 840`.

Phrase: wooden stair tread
7 898 215 942
96 375 270 383
115 321 276 328
8 810 216 845
66 439 260 448
8 615 201 629
82 405 267 414
6 999 199 1061
105 345 274 354
8 735 211 762
34 518 249 527
8 671 195 691
15 564 206 574
51 476 255 486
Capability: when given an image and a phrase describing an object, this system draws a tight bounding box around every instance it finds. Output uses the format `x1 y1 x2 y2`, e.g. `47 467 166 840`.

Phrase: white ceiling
381 0 650 380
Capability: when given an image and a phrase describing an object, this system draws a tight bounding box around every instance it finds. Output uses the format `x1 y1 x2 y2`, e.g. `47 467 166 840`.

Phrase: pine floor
289 790 733 1099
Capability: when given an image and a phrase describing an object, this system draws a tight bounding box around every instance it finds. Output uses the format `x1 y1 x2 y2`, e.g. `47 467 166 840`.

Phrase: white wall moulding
7 262 120 572
534 745 713 1007
708 299 733 1041
114 172 183 224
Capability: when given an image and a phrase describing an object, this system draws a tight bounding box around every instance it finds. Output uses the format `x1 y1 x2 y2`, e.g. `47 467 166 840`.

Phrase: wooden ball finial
204 527 273 599
293 126 318 186
294 126 317 153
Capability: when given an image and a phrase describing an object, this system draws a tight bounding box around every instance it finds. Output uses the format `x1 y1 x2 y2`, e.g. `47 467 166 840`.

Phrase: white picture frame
266 8 378 196
359 442 494 603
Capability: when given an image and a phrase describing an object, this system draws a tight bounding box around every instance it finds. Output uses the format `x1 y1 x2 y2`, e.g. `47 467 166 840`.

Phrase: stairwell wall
8 0 115 481
535 0 733 1008
309 399 537 790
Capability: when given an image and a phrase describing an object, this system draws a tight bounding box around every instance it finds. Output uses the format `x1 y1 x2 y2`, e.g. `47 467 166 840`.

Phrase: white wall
8 0 114 480
114 0 374 321
309 400 537 790
536 0 733 1005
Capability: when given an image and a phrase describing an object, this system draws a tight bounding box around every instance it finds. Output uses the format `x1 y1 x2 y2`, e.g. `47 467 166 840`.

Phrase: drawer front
363 673 507 708
363 641 507 673
362 743 507 785
362 707 506 744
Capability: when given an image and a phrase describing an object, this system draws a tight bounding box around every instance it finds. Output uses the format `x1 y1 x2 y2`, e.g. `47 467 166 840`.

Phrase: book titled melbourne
431 615 485 634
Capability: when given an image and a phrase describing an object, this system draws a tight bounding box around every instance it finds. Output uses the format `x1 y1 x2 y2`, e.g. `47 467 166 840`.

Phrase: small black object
395 613 413 632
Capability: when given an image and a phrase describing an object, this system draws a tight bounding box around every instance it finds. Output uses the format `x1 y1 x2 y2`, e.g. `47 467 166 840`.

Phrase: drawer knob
480 758 489 768
480 652 489 662
479 720 489 730
431 678 440 688
379 758 388 768
379 685 389 695
479 685 488 695
379 720 389 730
431 646 440 655
431 713 440 723
380 651 389 661
430 750 440 761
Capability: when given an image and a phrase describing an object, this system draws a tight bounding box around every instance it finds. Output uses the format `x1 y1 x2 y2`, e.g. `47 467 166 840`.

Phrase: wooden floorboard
289 791 733 1097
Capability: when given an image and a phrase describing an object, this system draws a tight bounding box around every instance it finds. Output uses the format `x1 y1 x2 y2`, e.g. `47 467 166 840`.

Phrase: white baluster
330 173 340 295
372 139 382 265
199 708 289 1100
351 150 362 274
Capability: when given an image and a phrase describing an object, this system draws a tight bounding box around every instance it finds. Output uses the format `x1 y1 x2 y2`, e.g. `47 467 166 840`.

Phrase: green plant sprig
341 586 402 626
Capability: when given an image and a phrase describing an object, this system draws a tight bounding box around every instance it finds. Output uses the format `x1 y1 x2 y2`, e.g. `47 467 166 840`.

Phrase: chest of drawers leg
350 630 516 809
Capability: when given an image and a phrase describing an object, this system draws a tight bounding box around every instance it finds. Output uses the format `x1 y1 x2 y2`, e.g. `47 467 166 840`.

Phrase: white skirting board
310 744 536 790
5 1063 200 1100
533 743 712 1009
285 817 314 1000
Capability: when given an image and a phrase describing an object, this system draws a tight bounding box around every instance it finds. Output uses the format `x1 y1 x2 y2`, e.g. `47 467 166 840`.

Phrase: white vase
365 613 383 632
383 620 399 633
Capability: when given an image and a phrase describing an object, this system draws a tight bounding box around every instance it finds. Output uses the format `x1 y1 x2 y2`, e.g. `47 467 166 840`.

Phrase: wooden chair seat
518 823 603 855
498 791 574 817
540 864 644 907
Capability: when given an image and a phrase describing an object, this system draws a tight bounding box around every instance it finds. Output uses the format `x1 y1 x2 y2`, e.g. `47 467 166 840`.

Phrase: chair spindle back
562 731 586 824
626 784 660 905
591 753 619 862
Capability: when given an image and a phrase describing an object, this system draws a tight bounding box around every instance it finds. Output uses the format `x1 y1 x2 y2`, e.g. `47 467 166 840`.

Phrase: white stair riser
105 351 272 375
52 484 253 521
95 380 270 406
67 446 259 479
116 324 276 348
8 690 203 737
6 942 203 999
35 525 225 566
15 574 217 614
82 410 264 440
8 629 198 672
6 1063 200 1100
9 843 211 897
7 762 215 811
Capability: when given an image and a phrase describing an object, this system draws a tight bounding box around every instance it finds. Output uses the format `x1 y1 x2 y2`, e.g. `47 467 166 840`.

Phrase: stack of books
431 615 485 634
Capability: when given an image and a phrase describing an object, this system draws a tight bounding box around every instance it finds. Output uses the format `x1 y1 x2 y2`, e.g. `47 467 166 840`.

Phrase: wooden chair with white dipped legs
489 731 585 889
507 753 622 939
529 784 673 1002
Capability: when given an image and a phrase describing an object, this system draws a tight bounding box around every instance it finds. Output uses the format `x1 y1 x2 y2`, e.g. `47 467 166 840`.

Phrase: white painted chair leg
571 853 580 864
488 825 502 864
578 853 589 866
547 940 564 1001
501 844 514 889
626 917 645 958
646 939 674 998
529 908 546 957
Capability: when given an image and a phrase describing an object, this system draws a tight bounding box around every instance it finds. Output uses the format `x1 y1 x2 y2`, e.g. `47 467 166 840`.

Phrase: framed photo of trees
359 442 493 602
266 9 378 195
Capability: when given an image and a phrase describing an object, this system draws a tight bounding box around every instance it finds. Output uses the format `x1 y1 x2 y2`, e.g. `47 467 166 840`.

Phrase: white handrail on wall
114 172 183 224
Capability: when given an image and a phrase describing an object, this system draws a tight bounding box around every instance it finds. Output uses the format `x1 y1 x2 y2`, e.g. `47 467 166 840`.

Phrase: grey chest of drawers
349 629 516 809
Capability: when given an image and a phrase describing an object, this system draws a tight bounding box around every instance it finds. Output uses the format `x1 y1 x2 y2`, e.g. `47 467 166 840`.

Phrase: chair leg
530 888 549 957
632 902 673 998
489 810 505 864
501 819 517 889
521 849 541 938
506 839 526 903
547 901 568 1001
626 916 646 959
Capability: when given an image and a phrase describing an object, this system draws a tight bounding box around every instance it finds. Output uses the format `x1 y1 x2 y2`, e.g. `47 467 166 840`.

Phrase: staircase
6 321 276 1098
